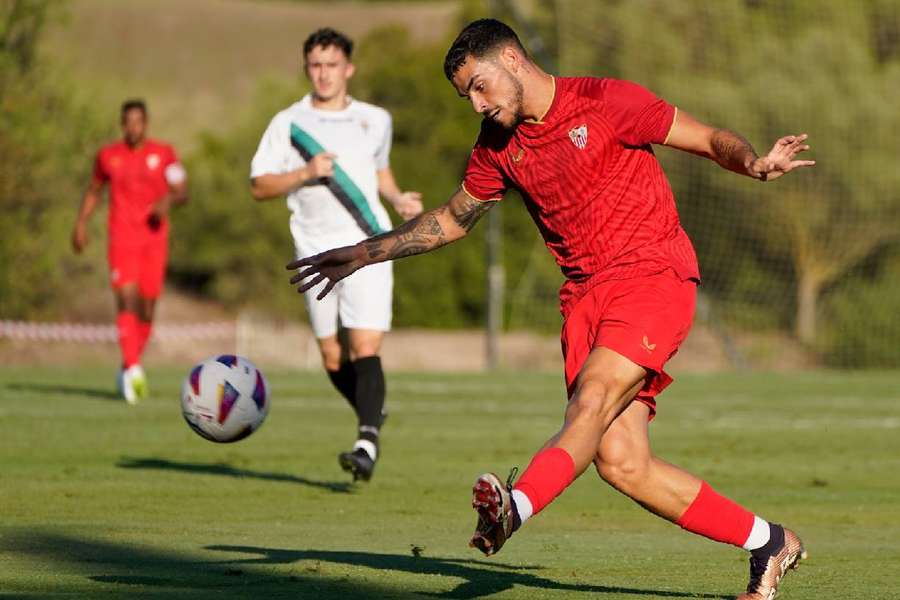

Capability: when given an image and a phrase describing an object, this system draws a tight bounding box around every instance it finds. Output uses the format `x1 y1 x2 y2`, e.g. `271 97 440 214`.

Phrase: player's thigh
108 243 141 301
339 260 392 334
138 236 168 301
303 280 340 339
567 346 647 424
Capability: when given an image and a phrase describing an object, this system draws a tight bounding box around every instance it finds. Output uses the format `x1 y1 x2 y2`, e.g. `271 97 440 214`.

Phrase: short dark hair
120 99 147 118
303 27 354 60
443 19 526 81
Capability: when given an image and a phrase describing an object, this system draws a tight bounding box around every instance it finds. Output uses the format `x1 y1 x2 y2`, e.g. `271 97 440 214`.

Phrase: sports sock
353 439 378 461
743 515 773 551
326 361 357 412
750 522 782 556
676 481 759 548
511 447 576 530
137 320 153 358
353 356 385 450
116 311 141 368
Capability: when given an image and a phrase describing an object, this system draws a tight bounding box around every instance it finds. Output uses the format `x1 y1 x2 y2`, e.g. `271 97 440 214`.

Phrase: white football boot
127 364 148 403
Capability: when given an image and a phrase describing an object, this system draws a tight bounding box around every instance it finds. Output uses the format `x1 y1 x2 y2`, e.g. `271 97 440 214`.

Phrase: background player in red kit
289 19 815 599
72 99 187 403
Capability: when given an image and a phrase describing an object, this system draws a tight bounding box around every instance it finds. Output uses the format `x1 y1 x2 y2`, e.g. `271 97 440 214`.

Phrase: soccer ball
181 355 270 443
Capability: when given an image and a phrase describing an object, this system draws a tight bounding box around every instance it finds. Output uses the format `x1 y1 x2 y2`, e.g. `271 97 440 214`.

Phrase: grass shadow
3 530 734 599
117 457 355 494
206 545 734 599
6 382 121 401
3 530 414 599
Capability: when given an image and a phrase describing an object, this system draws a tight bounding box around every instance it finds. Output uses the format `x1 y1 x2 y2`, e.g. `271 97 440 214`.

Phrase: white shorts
300 259 393 339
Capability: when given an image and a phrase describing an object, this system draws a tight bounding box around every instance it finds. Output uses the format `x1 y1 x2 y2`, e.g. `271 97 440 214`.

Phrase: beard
498 70 526 130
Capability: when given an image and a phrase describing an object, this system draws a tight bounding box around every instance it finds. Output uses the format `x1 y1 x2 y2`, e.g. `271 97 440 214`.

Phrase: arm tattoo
710 129 758 174
362 208 449 261
449 195 494 232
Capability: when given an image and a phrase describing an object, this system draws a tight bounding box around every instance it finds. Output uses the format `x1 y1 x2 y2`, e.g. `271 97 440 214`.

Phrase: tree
554 0 900 348
0 0 111 319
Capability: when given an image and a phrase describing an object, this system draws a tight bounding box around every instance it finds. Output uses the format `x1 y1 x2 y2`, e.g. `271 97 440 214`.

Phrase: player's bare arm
71 178 105 254
148 165 189 228
287 187 497 299
664 110 815 181
376 168 423 221
250 152 337 200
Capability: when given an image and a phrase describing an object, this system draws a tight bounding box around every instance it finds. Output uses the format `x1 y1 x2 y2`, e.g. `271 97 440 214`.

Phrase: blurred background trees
2 0 899 367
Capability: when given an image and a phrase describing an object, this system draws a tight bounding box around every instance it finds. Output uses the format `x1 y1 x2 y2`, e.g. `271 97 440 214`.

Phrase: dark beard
496 73 526 130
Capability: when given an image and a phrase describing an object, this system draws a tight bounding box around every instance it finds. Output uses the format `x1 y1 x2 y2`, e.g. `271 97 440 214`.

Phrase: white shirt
251 94 393 253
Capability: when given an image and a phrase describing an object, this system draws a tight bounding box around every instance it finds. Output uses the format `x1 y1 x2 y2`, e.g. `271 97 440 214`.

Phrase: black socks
352 355 385 446
326 361 357 411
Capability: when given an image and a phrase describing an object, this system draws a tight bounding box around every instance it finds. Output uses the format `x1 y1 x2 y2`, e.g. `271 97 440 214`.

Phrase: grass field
2 367 899 598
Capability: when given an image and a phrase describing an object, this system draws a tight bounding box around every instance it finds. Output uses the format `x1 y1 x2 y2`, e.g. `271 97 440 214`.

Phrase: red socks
513 448 576 517
511 450 757 550
116 312 141 368
676 481 755 547
137 320 153 357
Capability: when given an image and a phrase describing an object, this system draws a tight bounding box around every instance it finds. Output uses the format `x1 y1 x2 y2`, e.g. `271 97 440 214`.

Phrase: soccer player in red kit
289 19 814 599
72 99 187 403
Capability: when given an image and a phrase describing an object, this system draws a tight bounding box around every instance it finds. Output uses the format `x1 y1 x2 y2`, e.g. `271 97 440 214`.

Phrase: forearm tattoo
449 195 494 232
360 195 496 263
711 129 758 172
363 208 449 261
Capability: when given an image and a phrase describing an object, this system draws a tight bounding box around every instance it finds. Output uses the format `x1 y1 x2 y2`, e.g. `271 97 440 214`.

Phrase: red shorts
560 269 697 418
108 237 168 299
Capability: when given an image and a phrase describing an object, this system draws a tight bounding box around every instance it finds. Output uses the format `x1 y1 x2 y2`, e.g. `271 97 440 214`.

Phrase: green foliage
820 252 900 368
167 80 299 316
0 0 111 319
555 0 900 361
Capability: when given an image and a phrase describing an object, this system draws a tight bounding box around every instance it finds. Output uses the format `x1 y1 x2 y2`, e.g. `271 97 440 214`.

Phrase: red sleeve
163 143 179 168
596 79 676 147
462 133 507 202
92 150 108 185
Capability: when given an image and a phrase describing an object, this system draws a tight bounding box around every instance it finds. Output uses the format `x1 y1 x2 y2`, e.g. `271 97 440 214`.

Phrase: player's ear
345 61 356 80
499 45 521 73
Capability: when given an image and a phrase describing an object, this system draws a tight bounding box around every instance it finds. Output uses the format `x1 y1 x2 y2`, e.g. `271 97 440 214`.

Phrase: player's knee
594 439 650 493
351 346 379 360
117 291 140 313
318 341 342 372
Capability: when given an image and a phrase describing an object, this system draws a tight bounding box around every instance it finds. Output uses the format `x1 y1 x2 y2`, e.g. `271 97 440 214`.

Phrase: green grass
1 367 899 598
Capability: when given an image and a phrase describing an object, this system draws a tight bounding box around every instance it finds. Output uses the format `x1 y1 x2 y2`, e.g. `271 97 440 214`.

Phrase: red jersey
93 139 179 244
462 77 699 317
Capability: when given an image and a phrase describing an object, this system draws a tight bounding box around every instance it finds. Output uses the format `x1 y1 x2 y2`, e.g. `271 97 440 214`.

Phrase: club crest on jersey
146 153 160 170
568 124 588 150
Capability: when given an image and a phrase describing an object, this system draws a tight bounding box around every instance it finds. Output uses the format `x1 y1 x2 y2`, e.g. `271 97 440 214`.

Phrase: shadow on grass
3 530 732 599
205 545 733 599
6 382 121 401
117 457 354 494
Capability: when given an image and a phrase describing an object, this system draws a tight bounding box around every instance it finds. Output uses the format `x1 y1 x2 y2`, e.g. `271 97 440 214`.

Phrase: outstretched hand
751 134 815 182
286 245 366 300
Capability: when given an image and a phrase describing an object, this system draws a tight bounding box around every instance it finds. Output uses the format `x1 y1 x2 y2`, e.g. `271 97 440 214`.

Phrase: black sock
752 523 785 558
511 497 522 533
353 356 385 447
327 362 357 413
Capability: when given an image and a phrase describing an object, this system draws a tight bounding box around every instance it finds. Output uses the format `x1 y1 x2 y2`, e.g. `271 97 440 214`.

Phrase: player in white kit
250 28 423 481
